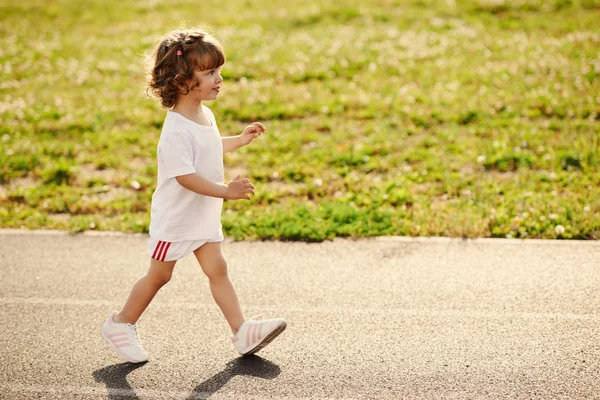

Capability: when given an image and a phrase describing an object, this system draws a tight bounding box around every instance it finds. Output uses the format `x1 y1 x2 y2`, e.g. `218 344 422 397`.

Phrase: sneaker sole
101 329 148 364
243 321 287 356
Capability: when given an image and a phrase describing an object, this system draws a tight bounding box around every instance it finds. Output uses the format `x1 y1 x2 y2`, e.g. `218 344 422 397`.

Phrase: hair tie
176 50 183 56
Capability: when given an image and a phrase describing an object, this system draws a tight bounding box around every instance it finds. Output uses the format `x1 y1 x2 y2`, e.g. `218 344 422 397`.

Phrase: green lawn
1 0 599 240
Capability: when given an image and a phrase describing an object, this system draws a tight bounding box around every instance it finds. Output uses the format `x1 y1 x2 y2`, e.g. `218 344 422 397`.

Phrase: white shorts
147 237 223 262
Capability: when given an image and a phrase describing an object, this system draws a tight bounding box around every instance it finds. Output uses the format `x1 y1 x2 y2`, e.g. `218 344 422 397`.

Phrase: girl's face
189 66 223 101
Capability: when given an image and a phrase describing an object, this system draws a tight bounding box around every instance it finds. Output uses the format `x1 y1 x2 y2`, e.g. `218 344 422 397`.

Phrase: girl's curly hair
147 29 225 108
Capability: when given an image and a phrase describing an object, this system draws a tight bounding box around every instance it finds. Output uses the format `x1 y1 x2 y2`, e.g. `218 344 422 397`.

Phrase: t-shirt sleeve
158 132 197 179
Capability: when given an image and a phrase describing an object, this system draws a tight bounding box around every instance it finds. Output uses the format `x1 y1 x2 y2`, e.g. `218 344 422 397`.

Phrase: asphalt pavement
0 230 599 399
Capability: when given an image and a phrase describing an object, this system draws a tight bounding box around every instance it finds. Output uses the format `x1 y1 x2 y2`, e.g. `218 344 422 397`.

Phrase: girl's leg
193 242 245 334
114 258 177 324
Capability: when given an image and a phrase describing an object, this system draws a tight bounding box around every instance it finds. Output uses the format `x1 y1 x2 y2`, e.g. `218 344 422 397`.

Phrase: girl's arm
222 122 266 153
176 173 254 200
222 136 244 153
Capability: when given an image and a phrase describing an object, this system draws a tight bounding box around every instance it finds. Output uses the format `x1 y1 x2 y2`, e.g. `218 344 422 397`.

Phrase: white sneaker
232 318 287 355
101 312 149 363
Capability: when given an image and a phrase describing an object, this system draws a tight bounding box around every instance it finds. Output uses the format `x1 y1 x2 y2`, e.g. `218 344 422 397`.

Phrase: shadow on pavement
92 362 147 400
187 355 281 399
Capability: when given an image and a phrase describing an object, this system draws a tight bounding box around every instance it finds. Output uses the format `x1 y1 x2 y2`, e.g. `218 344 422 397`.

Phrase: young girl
102 28 286 363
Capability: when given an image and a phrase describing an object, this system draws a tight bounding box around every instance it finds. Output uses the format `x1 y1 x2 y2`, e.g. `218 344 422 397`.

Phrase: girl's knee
204 258 228 280
148 270 171 286
147 263 174 286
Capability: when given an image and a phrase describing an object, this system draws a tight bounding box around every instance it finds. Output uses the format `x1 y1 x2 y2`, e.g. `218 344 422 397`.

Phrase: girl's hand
226 175 255 200
240 122 265 146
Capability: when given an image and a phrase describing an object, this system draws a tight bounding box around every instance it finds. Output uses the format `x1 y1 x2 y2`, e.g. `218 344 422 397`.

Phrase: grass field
1 0 599 241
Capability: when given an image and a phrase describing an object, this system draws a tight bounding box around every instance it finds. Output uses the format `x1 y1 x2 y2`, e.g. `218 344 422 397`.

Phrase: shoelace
126 324 141 347
246 315 263 323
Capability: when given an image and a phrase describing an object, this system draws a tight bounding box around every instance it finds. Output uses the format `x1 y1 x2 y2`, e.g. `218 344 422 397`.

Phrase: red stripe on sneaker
160 242 171 261
253 324 258 344
246 325 251 348
152 241 163 259
107 332 127 339
258 322 264 341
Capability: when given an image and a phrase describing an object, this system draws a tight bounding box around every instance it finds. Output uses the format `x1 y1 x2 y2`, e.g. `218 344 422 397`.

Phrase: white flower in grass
131 180 141 190
477 155 486 163
555 225 565 235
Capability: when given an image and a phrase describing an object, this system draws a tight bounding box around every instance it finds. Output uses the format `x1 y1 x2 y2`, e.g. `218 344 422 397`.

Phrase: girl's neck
172 100 211 127
172 97 203 116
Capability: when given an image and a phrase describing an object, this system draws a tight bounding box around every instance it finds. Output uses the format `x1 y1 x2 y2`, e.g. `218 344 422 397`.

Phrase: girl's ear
182 76 198 93
188 73 202 92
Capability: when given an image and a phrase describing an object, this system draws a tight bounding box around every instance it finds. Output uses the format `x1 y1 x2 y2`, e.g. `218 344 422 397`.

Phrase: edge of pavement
0 228 598 246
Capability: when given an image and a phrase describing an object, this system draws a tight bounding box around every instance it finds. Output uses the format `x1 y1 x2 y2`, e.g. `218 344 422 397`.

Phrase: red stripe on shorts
152 241 164 260
160 242 171 261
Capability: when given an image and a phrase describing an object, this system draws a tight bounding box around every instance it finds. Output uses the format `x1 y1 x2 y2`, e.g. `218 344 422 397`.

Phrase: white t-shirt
149 106 224 242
